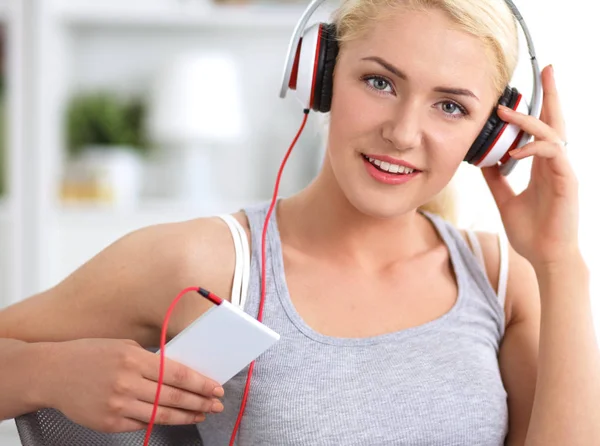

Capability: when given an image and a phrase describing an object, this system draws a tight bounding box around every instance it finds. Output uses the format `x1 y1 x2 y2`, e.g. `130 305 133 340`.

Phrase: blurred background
0 0 597 441
0 1 596 320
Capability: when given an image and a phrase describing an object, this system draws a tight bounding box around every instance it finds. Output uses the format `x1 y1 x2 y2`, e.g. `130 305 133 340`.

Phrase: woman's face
326 8 500 218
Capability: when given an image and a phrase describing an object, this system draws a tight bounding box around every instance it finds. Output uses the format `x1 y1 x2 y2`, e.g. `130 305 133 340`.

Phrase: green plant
66 91 149 157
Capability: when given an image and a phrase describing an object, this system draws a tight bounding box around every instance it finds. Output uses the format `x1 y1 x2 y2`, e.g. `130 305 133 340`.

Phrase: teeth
366 156 414 174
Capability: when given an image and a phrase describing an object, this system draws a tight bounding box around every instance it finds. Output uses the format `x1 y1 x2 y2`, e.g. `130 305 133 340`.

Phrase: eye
363 75 394 94
437 100 468 119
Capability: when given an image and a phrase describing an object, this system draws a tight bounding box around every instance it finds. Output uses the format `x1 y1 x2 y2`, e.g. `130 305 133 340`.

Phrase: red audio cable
143 287 221 445
228 108 310 446
143 109 310 446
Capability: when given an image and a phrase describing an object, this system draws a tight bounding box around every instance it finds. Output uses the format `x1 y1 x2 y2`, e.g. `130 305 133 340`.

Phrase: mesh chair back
15 408 203 445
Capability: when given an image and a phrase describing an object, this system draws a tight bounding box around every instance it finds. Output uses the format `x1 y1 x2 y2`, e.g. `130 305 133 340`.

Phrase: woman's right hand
40 338 225 433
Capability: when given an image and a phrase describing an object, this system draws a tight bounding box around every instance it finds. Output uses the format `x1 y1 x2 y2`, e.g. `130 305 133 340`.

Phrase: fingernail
508 148 522 157
550 64 557 85
213 386 224 397
498 105 512 113
211 401 224 413
195 414 206 422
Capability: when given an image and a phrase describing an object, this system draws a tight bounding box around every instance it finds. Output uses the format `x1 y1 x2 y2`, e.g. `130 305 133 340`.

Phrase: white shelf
49 198 265 289
56 198 263 223
0 0 9 22
53 0 305 29
0 198 9 223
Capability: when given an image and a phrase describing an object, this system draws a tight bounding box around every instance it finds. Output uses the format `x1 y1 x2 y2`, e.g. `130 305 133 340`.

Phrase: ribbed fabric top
197 201 508 445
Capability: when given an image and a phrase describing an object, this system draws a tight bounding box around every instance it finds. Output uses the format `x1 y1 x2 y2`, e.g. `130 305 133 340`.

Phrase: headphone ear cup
285 23 338 112
312 23 338 113
465 87 517 165
465 86 531 168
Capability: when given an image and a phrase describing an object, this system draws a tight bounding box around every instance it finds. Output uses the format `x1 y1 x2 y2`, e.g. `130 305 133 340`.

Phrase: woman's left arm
499 243 598 446
527 251 598 446
483 64 600 446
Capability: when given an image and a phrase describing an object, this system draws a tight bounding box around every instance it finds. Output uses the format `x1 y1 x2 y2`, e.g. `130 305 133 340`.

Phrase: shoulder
460 229 539 325
128 214 235 283
175 211 251 295
135 212 250 338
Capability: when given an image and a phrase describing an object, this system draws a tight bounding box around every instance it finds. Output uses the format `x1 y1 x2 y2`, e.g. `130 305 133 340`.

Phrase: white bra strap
497 233 509 308
232 217 251 311
219 215 243 306
218 214 251 310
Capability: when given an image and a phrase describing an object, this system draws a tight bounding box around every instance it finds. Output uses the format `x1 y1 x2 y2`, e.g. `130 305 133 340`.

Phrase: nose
381 98 423 152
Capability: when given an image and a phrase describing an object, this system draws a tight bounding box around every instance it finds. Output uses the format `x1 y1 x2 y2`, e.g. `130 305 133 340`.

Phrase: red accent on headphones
288 39 302 90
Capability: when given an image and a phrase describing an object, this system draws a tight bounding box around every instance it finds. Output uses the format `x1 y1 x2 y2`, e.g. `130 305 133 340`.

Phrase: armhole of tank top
218 215 251 310
497 232 509 309
464 229 508 308
464 229 486 267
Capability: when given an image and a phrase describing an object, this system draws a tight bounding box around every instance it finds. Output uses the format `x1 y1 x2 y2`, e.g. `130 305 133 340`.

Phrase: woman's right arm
0 337 225 431
0 217 234 346
0 338 52 421
0 216 240 429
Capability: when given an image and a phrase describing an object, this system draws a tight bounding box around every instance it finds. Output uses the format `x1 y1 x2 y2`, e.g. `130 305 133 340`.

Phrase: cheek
428 129 470 162
329 73 387 134
426 116 489 167
327 96 369 158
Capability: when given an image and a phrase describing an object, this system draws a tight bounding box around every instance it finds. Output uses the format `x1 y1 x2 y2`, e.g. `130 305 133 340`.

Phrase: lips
361 155 421 185
361 151 422 170
362 155 416 175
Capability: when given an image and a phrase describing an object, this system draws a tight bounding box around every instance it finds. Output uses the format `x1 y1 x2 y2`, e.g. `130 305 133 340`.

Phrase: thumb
481 165 516 209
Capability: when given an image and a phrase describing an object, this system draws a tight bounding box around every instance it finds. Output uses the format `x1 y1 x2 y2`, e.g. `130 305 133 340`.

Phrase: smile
362 155 415 175
361 155 421 186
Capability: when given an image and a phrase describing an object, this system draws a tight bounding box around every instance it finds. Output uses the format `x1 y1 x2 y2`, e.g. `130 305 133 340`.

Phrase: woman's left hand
481 64 580 271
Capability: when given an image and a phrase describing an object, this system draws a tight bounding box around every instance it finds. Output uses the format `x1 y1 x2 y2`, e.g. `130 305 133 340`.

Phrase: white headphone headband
279 0 327 99
279 0 541 114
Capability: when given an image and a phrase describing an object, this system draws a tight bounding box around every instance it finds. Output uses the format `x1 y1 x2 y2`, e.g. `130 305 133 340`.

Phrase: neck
277 164 438 270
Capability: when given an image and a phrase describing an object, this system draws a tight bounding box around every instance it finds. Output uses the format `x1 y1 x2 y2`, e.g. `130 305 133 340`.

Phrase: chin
324 149 440 220
342 185 422 220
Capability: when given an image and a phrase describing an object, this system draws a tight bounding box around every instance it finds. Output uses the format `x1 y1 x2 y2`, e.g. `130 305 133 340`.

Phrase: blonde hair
328 0 520 224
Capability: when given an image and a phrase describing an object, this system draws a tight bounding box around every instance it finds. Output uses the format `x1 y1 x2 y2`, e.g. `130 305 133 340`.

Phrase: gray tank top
197 201 508 445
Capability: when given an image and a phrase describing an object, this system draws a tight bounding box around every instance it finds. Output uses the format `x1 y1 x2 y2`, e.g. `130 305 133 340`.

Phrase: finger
124 401 206 425
141 353 223 398
508 140 568 161
497 104 561 143
508 140 574 179
540 65 566 139
137 379 223 413
481 165 516 208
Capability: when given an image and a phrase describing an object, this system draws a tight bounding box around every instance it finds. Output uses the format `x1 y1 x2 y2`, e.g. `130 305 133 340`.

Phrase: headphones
279 0 542 175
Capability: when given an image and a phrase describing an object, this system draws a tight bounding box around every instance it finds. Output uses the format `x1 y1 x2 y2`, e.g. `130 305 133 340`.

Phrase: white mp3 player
162 298 280 385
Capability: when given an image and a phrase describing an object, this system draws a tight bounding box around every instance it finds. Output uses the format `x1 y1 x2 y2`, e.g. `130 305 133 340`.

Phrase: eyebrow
361 56 480 101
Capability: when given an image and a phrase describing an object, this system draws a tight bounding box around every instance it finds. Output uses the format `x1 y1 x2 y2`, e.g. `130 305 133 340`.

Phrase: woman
1 0 598 444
